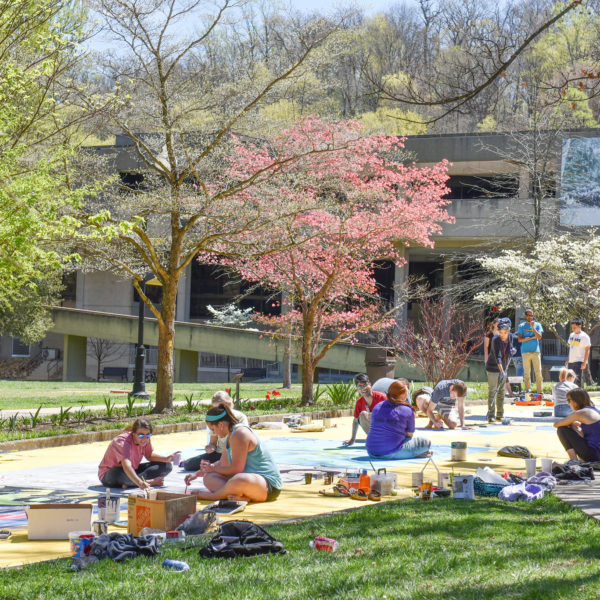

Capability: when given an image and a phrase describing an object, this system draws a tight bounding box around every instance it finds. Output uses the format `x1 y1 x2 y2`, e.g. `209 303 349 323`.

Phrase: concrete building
3 129 598 382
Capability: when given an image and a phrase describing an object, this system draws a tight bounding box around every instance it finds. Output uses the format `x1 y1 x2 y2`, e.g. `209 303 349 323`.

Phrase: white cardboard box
26 504 93 540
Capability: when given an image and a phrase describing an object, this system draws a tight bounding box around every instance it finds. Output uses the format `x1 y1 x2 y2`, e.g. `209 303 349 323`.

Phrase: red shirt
353 391 386 418
98 431 153 481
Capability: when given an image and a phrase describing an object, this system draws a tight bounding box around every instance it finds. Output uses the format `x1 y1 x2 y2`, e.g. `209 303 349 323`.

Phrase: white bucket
411 472 423 487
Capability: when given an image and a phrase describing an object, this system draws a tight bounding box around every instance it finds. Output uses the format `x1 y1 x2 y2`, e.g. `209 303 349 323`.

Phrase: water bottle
162 559 190 571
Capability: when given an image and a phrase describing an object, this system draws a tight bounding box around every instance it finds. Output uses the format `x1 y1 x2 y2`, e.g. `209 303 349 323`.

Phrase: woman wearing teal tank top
184 404 282 502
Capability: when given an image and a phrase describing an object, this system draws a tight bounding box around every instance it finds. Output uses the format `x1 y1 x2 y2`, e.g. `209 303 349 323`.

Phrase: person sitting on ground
366 381 432 460
183 391 248 471
413 379 468 430
371 376 410 395
552 368 578 418
343 373 387 446
554 388 600 464
184 404 282 502
98 417 174 489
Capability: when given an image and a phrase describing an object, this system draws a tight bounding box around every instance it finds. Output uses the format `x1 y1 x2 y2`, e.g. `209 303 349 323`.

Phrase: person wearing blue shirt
517 308 544 394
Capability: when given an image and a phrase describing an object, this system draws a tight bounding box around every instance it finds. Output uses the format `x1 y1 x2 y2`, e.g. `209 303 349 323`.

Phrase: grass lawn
1 495 600 599
0 381 305 411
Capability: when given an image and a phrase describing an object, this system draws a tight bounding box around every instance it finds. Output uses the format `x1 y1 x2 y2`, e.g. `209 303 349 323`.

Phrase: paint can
541 458 553 473
69 531 95 558
92 520 108 536
322 418 332 428
451 441 467 461
411 472 423 487
305 473 313 484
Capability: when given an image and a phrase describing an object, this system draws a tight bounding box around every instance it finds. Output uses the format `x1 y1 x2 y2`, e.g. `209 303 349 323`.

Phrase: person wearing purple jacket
554 388 600 464
366 381 431 460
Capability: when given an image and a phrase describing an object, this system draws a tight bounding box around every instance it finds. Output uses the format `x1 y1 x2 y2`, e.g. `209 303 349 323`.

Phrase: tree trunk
282 333 292 389
154 277 178 412
301 358 314 405
300 314 316 405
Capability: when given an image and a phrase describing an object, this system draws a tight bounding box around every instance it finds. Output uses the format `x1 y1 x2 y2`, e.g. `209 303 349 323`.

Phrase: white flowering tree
475 230 600 345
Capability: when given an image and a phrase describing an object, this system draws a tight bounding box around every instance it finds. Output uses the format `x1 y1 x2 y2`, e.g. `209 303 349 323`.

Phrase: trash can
549 366 563 382
365 347 397 383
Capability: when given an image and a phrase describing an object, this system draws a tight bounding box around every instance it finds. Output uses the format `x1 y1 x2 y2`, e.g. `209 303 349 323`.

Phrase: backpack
199 520 286 559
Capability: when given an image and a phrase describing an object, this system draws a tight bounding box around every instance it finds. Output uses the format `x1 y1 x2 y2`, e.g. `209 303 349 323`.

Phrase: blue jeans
368 436 431 459
554 404 573 418
512 356 524 377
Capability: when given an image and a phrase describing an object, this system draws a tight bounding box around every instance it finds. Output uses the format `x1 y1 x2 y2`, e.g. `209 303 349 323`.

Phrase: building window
12 338 30 357
445 175 519 200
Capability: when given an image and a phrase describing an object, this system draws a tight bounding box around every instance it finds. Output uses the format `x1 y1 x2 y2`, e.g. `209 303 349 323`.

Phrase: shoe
496 417 503 422
488 418 495 424
565 459 581 467
349 488 368 501
368 490 382 501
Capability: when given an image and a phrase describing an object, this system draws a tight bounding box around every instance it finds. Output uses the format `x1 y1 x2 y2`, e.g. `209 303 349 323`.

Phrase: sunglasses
136 433 152 439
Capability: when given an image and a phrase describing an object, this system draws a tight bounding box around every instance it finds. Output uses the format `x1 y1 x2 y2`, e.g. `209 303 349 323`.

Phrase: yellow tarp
0 407 566 568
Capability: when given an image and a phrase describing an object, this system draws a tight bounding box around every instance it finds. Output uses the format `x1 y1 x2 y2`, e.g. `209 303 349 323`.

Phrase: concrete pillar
175 349 198 382
63 334 87 381
176 266 190 322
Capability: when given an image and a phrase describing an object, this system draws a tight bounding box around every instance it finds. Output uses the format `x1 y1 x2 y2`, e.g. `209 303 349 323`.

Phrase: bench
102 366 129 382
241 367 267 380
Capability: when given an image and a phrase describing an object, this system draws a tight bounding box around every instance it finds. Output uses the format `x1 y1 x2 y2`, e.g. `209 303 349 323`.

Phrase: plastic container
162 559 190 571
310 536 338 552
370 468 396 496
69 531 96 558
359 469 370 494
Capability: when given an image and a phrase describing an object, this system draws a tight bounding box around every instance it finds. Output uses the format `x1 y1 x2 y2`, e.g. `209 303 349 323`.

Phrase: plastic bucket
451 441 467 461
69 531 95 558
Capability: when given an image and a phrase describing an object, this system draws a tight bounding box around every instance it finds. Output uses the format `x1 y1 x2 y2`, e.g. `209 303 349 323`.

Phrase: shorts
437 405 458 422
265 479 281 502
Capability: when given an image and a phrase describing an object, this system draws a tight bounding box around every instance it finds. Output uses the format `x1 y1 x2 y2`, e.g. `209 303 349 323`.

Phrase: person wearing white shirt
566 318 591 387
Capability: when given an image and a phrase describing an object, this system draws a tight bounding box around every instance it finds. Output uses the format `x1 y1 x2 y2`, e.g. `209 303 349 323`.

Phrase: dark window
61 271 77 305
12 338 30 357
445 175 519 200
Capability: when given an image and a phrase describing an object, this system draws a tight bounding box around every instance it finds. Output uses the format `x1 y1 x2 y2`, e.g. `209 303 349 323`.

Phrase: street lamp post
130 276 161 399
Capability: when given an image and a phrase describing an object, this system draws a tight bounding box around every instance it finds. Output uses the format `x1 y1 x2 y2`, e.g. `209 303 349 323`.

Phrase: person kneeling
184 404 282 502
98 417 174 490
366 381 431 460
554 388 600 464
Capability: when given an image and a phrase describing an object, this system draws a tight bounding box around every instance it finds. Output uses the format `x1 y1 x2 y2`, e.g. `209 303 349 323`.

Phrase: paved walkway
554 479 600 520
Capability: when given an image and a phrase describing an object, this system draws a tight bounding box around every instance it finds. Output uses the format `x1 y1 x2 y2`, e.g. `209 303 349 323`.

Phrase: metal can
92 520 108 536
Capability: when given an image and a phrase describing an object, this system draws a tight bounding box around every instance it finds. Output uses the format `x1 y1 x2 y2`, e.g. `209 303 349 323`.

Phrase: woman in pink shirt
98 417 174 490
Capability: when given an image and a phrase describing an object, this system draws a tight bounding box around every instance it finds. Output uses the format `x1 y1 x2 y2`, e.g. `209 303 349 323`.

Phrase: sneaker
496 416 503 422
566 459 581 467
488 418 495 424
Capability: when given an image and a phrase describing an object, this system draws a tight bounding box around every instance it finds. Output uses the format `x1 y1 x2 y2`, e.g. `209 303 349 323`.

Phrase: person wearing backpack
184 404 282 502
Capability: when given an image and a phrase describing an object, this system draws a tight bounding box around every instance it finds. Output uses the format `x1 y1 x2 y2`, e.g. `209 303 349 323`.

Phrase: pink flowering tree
207 118 452 405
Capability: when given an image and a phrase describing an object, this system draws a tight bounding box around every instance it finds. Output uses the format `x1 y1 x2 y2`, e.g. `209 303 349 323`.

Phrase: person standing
517 309 544 394
566 318 591 387
485 318 516 423
343 373 386 446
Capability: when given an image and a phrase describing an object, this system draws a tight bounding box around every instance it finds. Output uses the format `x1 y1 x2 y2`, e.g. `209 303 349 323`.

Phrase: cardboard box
127 491 196 535
26 504 93 540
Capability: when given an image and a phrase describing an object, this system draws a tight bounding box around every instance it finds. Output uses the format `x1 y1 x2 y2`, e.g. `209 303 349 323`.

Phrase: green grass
0 382 304 411
1 495 600 599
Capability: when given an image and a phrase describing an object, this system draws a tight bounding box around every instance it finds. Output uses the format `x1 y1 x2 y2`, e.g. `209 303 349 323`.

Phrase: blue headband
206 410 227 422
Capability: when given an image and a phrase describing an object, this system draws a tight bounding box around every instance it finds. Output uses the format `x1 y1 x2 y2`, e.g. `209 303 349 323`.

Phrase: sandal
368 490 381 502
349 488 368 501
319 488 342 497
333 484 350 496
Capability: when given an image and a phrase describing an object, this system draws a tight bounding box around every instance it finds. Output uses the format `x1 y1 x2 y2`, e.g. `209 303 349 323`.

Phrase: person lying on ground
98 417 174 490
552 368 578 418
414 379 468 430
343 373 387 446
366 381 432 460
183 390 248 471
184 404 282 502
554 388 600 464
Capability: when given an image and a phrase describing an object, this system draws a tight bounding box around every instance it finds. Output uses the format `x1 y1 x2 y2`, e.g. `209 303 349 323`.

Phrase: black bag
497 445 533 459
199 520 286 559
